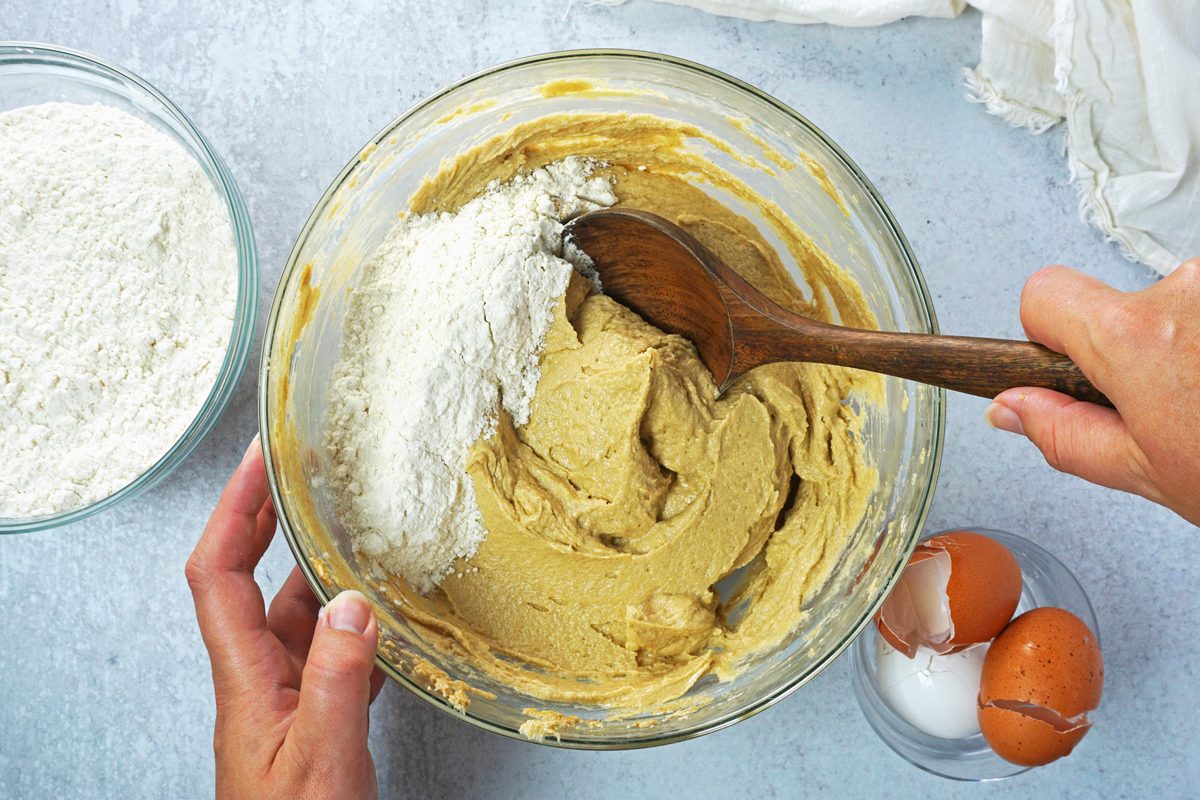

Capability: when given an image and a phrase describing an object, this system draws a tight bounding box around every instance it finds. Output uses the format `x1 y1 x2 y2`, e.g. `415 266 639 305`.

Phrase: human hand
985 260 1200 526
186 437 386 800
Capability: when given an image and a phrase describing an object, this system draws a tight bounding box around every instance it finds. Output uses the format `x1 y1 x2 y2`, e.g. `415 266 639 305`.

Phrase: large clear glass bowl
261 50 944 748
0 43 258 534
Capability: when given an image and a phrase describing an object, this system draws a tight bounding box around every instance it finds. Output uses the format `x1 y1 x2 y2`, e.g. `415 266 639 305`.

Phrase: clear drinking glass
849 528 1102 780
261 50 944 748
0 42 258 534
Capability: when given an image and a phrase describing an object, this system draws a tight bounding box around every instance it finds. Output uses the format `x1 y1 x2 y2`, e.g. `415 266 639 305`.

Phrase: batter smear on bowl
323 112 881 712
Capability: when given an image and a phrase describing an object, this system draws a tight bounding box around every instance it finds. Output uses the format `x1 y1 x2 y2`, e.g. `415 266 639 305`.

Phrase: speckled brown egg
978 607 1103 766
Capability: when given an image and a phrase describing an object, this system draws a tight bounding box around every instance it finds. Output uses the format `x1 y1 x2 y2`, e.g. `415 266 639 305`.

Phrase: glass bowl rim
0 41 259 534
259 47 946 749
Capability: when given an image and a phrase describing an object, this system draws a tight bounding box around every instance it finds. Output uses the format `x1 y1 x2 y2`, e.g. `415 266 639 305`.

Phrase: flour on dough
326 157 616 591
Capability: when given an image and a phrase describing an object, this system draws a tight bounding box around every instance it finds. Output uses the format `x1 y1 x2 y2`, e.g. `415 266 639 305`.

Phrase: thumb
986 388 1157 500
290 590 378 765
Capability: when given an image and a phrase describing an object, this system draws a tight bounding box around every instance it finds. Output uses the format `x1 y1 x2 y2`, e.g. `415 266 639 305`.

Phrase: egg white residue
876 637 989 739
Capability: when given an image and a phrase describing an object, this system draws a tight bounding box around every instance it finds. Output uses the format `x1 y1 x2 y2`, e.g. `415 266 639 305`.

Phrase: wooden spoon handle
767 327 1112 406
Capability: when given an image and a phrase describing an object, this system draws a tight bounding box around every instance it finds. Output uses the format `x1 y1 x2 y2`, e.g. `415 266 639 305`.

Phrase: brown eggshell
979 607 1103 766
876 615 914 657
978 704 1091 767
979 607 1104 715
874 548 940 657
926 531 1022 649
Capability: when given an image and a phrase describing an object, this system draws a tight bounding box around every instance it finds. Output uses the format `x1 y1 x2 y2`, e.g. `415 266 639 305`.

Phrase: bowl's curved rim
0 41 259 534
260 47 946 750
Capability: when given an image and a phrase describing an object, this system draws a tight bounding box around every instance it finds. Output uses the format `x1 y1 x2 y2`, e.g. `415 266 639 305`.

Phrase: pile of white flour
327 157 615 592
0 103 237 517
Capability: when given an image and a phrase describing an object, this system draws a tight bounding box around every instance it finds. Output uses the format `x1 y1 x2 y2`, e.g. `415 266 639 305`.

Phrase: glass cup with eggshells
848 528 1102 782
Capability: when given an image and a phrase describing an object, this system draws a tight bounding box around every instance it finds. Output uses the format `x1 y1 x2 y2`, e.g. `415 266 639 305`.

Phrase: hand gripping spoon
565 208 1109 406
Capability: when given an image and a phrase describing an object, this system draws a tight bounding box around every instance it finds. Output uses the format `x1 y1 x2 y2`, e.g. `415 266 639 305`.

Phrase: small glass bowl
848 527 1101 781
264 50 945 748
0 42 258 534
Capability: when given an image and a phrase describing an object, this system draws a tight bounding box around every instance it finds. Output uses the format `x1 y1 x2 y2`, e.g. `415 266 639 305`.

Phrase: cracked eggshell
977 704 1090 768
978 607 1104 767
876 531 1022 657
876 548 948 657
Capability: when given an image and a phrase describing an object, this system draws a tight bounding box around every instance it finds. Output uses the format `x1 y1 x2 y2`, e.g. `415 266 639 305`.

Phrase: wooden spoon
565 208 1109 406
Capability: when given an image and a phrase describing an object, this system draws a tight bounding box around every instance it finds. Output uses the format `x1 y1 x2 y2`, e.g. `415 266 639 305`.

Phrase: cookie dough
374 112 882 710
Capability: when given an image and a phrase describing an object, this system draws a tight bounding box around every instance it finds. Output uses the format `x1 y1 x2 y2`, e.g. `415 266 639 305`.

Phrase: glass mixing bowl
0 43 258 534
261 50 944 748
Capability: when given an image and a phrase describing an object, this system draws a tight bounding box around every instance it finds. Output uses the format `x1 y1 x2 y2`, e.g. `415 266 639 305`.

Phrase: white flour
0 103 237 517
327 158 616 591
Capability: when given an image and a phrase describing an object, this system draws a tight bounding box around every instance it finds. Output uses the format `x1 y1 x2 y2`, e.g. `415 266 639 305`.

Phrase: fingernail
985 402 1024 435
327 590 372 634
241 433 262 465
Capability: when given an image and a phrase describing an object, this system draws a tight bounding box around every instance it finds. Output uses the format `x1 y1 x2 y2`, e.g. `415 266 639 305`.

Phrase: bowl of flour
0 43 258 532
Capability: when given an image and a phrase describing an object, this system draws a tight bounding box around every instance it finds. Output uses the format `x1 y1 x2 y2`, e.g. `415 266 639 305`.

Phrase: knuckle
184 552 209 593
1105 293 1183 359
306 647 364 682
1095 296 1143 338
1019 265 1077 335
1123 441 1161 499
1021 265 1065 306
1030 264 1069 286
212 726 232 760
1170 258 1200 292
1037 418 1067 472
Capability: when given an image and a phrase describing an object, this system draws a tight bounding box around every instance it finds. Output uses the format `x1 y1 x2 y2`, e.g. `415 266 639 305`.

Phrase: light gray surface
1 2 1194 798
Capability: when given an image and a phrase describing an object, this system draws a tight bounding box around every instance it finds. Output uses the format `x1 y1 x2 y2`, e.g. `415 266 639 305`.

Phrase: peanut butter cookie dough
362 112 883 711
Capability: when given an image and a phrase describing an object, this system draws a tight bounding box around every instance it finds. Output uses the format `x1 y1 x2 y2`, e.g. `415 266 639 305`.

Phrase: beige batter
361 112 883 711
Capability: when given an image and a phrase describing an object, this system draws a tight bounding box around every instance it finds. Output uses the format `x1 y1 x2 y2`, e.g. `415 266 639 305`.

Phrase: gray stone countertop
1 2 1195 798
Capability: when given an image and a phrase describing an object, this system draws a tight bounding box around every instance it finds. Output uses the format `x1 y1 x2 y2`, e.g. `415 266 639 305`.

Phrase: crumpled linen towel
644 0 1200 276
643 0 965 25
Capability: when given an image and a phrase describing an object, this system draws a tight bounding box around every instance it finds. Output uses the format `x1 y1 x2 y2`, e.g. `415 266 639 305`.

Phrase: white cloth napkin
643 0 1200 276
643 0 964 25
